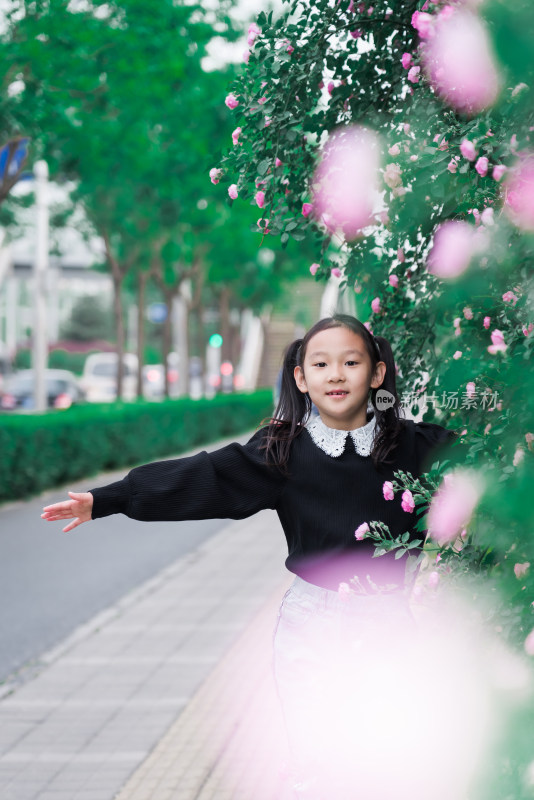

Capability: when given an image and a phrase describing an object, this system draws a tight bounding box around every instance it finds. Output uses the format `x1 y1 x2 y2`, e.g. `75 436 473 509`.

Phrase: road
0 432 251 685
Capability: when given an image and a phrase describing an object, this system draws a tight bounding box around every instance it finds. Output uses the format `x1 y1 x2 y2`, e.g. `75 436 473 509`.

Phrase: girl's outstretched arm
41 491 94 532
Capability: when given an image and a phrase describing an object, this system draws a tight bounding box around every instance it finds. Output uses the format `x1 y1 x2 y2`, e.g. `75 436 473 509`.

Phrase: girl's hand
41 491 94 532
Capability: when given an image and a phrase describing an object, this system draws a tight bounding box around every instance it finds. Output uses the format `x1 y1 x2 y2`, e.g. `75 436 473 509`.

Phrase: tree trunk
161 290 173 399
219 286 231 363
136 271 147 399
112 274 125 400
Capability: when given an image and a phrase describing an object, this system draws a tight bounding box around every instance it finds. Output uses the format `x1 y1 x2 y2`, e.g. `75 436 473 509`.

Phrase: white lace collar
305 413 377 458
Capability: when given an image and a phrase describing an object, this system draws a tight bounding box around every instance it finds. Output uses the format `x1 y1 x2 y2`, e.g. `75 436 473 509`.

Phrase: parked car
80 352 138 402
0 369 84 411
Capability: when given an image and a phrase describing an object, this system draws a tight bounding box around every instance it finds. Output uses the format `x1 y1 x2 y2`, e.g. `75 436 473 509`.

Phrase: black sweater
89 416 456 592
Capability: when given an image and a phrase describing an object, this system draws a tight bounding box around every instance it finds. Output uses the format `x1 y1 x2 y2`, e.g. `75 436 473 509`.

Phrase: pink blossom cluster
427 469 484 545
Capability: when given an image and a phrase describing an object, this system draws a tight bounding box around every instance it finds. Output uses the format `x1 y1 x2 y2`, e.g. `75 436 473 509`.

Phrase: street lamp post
33 160 49 412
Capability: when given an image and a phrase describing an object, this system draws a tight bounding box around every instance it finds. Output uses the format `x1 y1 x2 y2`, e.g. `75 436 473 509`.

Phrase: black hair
260 313 404 473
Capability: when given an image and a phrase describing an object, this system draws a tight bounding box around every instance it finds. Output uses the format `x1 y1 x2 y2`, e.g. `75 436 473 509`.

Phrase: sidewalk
0 502 294 799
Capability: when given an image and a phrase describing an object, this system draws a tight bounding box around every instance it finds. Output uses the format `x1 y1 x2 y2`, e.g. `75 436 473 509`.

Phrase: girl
42 314 457 800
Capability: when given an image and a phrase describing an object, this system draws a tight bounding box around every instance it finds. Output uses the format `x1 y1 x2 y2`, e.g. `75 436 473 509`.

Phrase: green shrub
0 390 274 503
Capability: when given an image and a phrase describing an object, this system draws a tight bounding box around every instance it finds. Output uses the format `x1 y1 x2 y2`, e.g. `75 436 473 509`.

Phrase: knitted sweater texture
89 415 456 591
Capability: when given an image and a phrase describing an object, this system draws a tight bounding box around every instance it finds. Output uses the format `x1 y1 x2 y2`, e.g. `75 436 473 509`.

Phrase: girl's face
293 326 386 430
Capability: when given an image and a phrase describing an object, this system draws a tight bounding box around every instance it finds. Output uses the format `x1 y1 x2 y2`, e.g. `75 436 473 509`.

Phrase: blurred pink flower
327 81 335 95
427 220 475 279
411 11 435 38
388 143 401 156
523 323 534 336
505 155 534 231
525 629 534 656
383 481 395 501
475 156 489 176
463 307 473 320
408 66 421 83
402 53 413 69
255 191 265 208
232 127 242 146
257 217 270 234
209 167 222 185
493 164 507 181
513 448 525 467
225 93 239 109
397 247 405 262
483 316 491 329
247 21 260 47
488 329 507 354
355 522 369 540
243 49 250 63
228 184 238 199
447 158 458 173
371 296 381 314
286 42 294 54
401 490 415 513
389 274 399 288
331 267 342 278
502 291 519 305
310 263 320 276
312 125 381 240
350 29 362 38
453 350 462 359
422 10 500 115
275 158 282 167
428 469 483 545
460 140 477 161
302 202 313 217
403 123 411 135
466 382 476 397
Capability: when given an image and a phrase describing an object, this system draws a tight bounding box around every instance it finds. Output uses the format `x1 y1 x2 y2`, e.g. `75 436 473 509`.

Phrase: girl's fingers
42 500 74 513
63 518 81 533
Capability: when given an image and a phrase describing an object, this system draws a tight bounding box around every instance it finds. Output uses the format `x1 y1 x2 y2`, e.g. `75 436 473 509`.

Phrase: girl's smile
293 326 386 430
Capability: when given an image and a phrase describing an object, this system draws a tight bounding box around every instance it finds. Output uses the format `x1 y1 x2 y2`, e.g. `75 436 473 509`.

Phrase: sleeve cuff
89 476 131 519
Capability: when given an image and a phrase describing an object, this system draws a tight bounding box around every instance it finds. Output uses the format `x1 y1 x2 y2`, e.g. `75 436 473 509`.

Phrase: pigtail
260 338 310 475
369 335 404 467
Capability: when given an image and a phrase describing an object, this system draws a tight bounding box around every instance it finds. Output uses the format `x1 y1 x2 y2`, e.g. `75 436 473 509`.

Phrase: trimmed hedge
0 390 274 503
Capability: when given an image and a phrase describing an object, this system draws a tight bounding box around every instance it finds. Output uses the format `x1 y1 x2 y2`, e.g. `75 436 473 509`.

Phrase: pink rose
397 247 405 263
453 350 462 359
408 66 421 84
384 163 402 189
228 184 238 199
492 164 507 181
487 329 507 354
232 127 242 146
412 11 434 39
209 167 222 185
460 139 477 161
371 297 381 314
383 481 395 501
475 157 489 176
331 267 342 278
523 323 534 337
513 448 525 467
388 143 401 156
225 93 239 109
401 53 413 70
355 522 369 540
243 49 250 63
255 191 265 208
302 202 313 217
286 42 294 54
247 21 260 47
428 469 483 545
463 307 473 320
502 291 519 305
447 158 458 173
401 490 415 513
350 29 362 39
389 274 399 288
275 158 282 167
466 382 476 397
310 263 320 276
505 155 534 231
483 316 491 329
